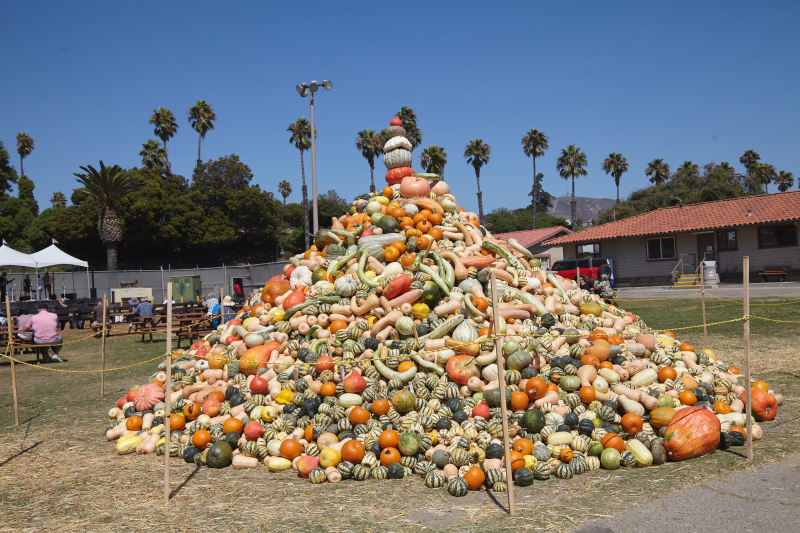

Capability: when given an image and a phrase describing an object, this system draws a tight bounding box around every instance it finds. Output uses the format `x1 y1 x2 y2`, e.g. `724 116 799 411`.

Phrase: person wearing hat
205 292 218 317
212 295 235 327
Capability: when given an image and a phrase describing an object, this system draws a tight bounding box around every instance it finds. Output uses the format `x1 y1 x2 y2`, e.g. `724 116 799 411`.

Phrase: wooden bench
0 326 49 364
758 266 789 282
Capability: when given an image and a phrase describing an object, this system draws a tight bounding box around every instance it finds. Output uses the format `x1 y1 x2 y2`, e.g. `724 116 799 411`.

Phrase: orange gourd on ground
601 433 625 453
663 406 720 461
510 391 529 411
620 413 643 435
658 366 677 383
508 451 526 472
192 429 212 449
464 466 485 490
560 448 574 462
222 417 243 435
279 439 303 460
372 399 390 416
513 438 534 456
526 377 548 400
169 413 186 431
380 447 401 466
379 430 400 449
126 416 143 431
341 440 366 464
742 388 778 421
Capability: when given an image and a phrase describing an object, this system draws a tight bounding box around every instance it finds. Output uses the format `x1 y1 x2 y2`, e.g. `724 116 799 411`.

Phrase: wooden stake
164 284 173 504
743 256 753 461
6 295 19 427
576 266 580 290
100 293 107 397
700 262 708 350
490 272 515 516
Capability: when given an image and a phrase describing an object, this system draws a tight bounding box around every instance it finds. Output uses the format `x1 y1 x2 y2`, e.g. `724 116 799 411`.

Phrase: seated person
91 298 110 338
22 303 63 363
128 296 154 331
211 295 236 327
16 307 33 341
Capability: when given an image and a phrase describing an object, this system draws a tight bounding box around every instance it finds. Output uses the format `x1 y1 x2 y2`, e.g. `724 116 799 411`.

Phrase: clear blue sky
1 1 798 215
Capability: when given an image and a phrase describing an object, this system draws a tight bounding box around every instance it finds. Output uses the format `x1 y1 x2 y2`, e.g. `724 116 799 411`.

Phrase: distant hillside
548 196 616 222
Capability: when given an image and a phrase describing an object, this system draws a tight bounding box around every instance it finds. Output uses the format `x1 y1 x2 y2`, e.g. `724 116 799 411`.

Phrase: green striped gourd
309 467 326 484
447 477 469 497
425 470 446 488
555 463 574 479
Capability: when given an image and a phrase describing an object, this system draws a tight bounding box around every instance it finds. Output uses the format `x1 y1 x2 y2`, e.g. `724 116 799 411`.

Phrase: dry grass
0 300 798 533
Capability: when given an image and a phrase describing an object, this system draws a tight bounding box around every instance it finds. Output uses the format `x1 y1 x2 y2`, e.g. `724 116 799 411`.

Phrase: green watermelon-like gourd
398 432 420 455
601 448 621 469
309 467 327 484
555 463 574 479
425 470 446 488
520 408 546 433
206 442 233 468
514 467 534 486
448 476 469 497
387 462 405 479
533 461 551 480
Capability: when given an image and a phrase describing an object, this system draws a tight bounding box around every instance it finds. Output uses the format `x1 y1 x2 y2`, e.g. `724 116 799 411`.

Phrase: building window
758 225 797 248
576 243 600 258
717 230 737 251
646 236 676 260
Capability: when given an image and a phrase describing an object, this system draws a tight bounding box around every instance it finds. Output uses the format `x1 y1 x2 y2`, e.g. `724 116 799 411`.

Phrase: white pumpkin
383 136 413 152
335 276 359 297
384 148 412 170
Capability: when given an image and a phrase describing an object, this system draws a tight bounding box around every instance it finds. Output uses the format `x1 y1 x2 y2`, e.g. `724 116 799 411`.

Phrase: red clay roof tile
493 226 573 248
543 191 800 246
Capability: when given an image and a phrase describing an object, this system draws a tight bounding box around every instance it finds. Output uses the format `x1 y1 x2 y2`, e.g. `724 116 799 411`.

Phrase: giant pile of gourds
105 118 782 495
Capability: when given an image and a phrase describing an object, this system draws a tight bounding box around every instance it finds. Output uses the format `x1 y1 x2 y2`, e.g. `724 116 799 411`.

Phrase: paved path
616 282 800 299
575 455 800 533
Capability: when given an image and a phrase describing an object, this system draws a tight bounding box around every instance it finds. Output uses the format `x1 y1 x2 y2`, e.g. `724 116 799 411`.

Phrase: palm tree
187 100 217 167
356 129 384 193
278 180 293 204
679 161 699 174
396 106 422 149
522 129 549 230
15 133 34 177
754 163 777 193
645 159 670 186
463 139 491 224
149 107 179 175
740 149 761 172
50 191 67 208
775 171 794 192
139 139 167 169
73 161 133 270
556 145 588 230
288 117 314 249
601 152 629 204
419 145 448 177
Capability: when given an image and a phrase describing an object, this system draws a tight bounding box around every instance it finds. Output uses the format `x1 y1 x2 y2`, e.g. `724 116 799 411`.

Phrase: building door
696 233 716 264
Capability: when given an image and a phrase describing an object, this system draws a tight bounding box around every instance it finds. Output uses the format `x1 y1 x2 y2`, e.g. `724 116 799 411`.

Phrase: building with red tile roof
492 226 572 269
542 192 800 285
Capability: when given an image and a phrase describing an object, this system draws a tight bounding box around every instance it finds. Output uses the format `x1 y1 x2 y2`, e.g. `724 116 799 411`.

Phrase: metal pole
6 295 19 427
743 256 753 461
164 283 173 504
700 261 708 349
100 293 107 397
160 267 164 304
309 90 319 235
490 271 515 515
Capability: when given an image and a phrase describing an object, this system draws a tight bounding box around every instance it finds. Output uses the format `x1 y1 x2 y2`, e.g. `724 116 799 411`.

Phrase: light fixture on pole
296 79 332 237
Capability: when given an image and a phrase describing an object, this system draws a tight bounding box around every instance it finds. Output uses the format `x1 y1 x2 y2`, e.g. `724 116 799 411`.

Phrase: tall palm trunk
20 156 23 178
615 175 620 203
197 131 202 167
369 158 375 193
300 150 310 249
107 242 118 271
163 139 172 176
531 157 537 230
475 167 484 225
571 174 576 230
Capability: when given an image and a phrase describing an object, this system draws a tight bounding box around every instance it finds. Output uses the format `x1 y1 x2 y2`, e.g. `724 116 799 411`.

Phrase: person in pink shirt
21 303 63 363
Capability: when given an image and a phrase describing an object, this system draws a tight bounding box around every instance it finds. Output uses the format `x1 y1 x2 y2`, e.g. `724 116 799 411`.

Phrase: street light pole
296 80 332 240
309 90 318 236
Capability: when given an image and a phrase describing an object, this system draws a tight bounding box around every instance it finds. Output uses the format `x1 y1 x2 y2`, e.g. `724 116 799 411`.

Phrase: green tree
775 170 794 192
0 141 18 197
601 152 629 203
556 145 588 230
419 145 448 177
73 161 133 270
149 107 179 175
50 191 67 208
645 158 670 186
463 139 491 224
355 129 383 193
15 133 34 177
396 106 422 149
522 129 549 230
187 100 217 167
278 180 293 204
739 149 761 172
287 117 314 249
753 163 777 193
139 139 167 169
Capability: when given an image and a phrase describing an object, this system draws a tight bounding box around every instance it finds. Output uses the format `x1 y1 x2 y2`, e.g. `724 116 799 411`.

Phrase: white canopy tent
0 245 38 301
30 244 90 300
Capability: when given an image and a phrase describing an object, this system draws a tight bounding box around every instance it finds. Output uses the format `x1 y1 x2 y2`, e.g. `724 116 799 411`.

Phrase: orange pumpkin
742 388 778 421
380 447 401 467
513 438 534 456
341 440 366 464
222 417 243 435
526 377 548 400
752 380 769 393
586 339 611 361
678 343 695 352
372 399 390 416
649 407 676 429
678 390 697 406
601 433 625 453
397 361 415 373
580 354 600 369
262 279 291 304
183 402 201 420
379 430 400 449
680 374 698 390
329 320 348 334
239 342 279 376
620 413 643 435
579 386 596 404
508 451 525 472
463 466 485 490
192 429 212 449
472 297 489 312
429 227 444 242
729 426 746 438
126 415 143 431
658 366 677 383
713 401 732 415
304 424 315 442
382 186 394 198
319 382 337 397
588 330 608 342
598 361 614 370
400 253 416 268
384 245 400 263
607 335 624 346
663 406 720 461
559 448 574 462
169 413 186 431
510 391 530 411
279 439 303 460
349 406 371 426
445 354 480 385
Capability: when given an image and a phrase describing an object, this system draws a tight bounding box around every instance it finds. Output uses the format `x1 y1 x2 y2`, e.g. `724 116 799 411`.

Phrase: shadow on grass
170 465 201 499
485 487 510 514
0 440 43 468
